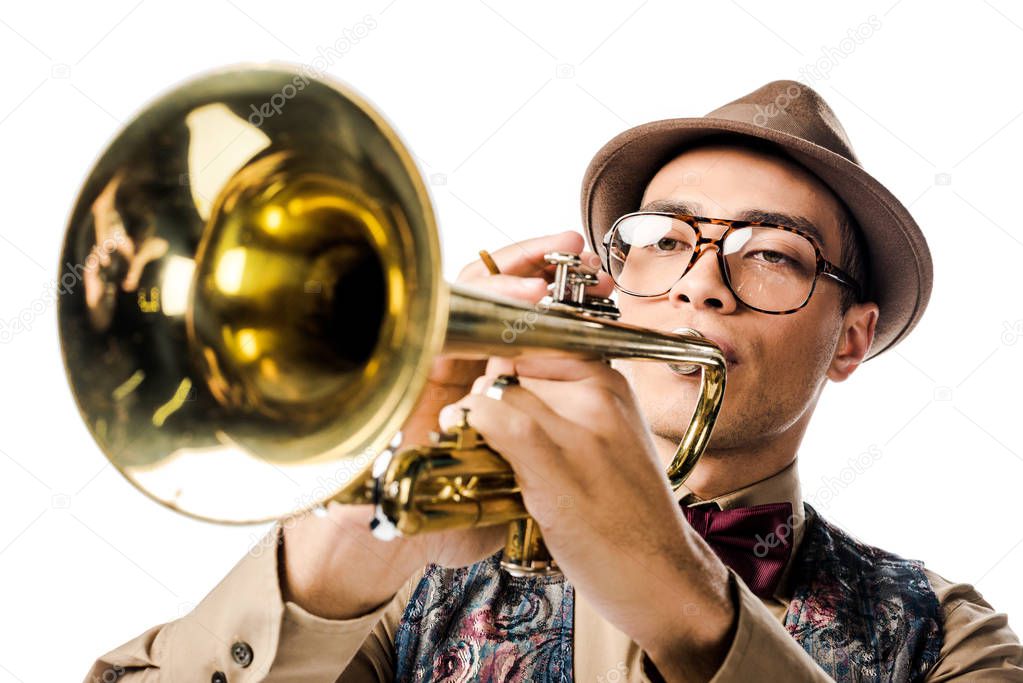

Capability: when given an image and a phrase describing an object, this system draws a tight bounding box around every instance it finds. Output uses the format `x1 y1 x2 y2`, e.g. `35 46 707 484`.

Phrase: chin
623 361 748 448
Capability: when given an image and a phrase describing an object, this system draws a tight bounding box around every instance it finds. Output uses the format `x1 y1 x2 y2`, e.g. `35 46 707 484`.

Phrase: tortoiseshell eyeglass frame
602 211 864 315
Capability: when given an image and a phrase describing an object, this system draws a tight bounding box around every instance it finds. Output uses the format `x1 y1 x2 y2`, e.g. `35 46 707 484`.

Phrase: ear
827 302 879 382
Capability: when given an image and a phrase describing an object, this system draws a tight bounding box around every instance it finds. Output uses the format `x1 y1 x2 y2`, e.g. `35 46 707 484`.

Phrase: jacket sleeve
640 568 1023 682
82 523 421 682
922 568 1023 681
639 569 833 682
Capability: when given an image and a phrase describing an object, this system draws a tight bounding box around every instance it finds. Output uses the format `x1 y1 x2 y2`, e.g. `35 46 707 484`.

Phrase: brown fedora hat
580 79 932 361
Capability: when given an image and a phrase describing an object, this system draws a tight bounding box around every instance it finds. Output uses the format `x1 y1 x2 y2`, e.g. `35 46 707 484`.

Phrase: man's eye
749 249 807 272
754 249 789 264
651 237 688 254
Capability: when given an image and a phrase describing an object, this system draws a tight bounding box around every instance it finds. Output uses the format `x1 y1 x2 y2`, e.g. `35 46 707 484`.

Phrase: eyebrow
638 199 829 248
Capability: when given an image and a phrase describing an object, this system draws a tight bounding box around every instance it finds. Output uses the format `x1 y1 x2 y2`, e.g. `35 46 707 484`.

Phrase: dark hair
836 210 869 312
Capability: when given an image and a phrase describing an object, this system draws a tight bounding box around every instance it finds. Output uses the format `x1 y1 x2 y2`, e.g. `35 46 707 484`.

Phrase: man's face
613 143 875 453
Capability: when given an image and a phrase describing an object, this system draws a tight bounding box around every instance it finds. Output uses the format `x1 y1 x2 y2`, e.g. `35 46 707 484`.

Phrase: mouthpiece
668 327 703 376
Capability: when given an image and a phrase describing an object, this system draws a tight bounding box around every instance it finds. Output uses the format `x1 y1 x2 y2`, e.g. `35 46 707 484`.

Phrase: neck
652 400 815 499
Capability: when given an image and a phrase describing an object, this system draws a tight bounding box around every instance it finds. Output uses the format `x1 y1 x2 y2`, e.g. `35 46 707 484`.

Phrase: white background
1 1 1022 679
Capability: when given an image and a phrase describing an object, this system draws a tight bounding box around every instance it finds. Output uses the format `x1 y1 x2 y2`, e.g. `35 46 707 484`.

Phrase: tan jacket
84 461 1023 681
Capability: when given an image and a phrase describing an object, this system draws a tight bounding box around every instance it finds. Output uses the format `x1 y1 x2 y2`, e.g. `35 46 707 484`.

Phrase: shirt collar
675 458 805 603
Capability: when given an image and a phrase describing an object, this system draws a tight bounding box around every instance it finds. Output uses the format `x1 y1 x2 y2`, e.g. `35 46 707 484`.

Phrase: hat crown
705 80 861 166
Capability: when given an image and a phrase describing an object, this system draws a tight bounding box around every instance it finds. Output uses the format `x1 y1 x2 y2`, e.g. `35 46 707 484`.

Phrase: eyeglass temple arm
821 262 863 301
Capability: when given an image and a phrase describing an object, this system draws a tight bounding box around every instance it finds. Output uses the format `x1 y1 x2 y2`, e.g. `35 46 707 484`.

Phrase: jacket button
231 641 254 668
211 673 227 683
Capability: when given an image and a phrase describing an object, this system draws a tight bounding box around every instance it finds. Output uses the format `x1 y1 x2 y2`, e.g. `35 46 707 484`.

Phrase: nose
667 245 738 313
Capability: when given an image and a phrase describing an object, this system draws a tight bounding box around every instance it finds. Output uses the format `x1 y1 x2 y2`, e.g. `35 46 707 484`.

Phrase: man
86 81 1023 681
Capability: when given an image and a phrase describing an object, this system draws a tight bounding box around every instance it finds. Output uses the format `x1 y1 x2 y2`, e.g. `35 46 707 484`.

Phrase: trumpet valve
542 250 621 320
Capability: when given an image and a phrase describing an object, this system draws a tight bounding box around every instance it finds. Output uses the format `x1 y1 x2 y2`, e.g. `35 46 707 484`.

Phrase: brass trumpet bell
59 66 449 522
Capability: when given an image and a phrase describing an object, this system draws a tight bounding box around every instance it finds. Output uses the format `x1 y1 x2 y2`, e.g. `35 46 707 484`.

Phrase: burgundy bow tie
681 501 794 598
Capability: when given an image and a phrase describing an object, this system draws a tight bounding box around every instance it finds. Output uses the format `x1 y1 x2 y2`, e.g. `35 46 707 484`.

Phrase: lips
702 336 739 366
669 327 739 366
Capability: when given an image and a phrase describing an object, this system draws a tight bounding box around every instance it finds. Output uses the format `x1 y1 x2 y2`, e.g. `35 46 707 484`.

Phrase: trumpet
57 65 726 576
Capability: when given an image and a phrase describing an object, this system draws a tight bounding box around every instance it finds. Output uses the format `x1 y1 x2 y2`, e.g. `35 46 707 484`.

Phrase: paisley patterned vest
392 504 944 682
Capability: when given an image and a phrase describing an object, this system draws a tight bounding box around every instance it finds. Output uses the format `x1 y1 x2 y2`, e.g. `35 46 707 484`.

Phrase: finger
470 358 629 407
531 250 613 295
427 356 488 387
458 230 584 280
437 392 579 529
462 376 606 458
589 265 616 299
438 390 573 486
576 250 615 299
486 356 626 388
470 372 614 407
577 249 604 273
482 356 518 378
474 355 615 391
468 371 627 440
458 274 549 304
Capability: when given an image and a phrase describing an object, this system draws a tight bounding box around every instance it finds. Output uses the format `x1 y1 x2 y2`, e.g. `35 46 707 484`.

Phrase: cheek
759 316 836 383
616 296 651 325
613 360 671 410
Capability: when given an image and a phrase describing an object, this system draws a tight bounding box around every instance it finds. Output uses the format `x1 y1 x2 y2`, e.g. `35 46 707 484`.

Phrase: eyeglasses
602 211 862 314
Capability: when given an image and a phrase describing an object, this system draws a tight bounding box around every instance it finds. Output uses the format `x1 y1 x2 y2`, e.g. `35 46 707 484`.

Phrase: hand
281 230 613 620
398 229 612 449
280 502 505 620
437 356 736 674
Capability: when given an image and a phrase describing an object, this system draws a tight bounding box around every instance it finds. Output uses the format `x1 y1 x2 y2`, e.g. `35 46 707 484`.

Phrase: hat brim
580 117 932 361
